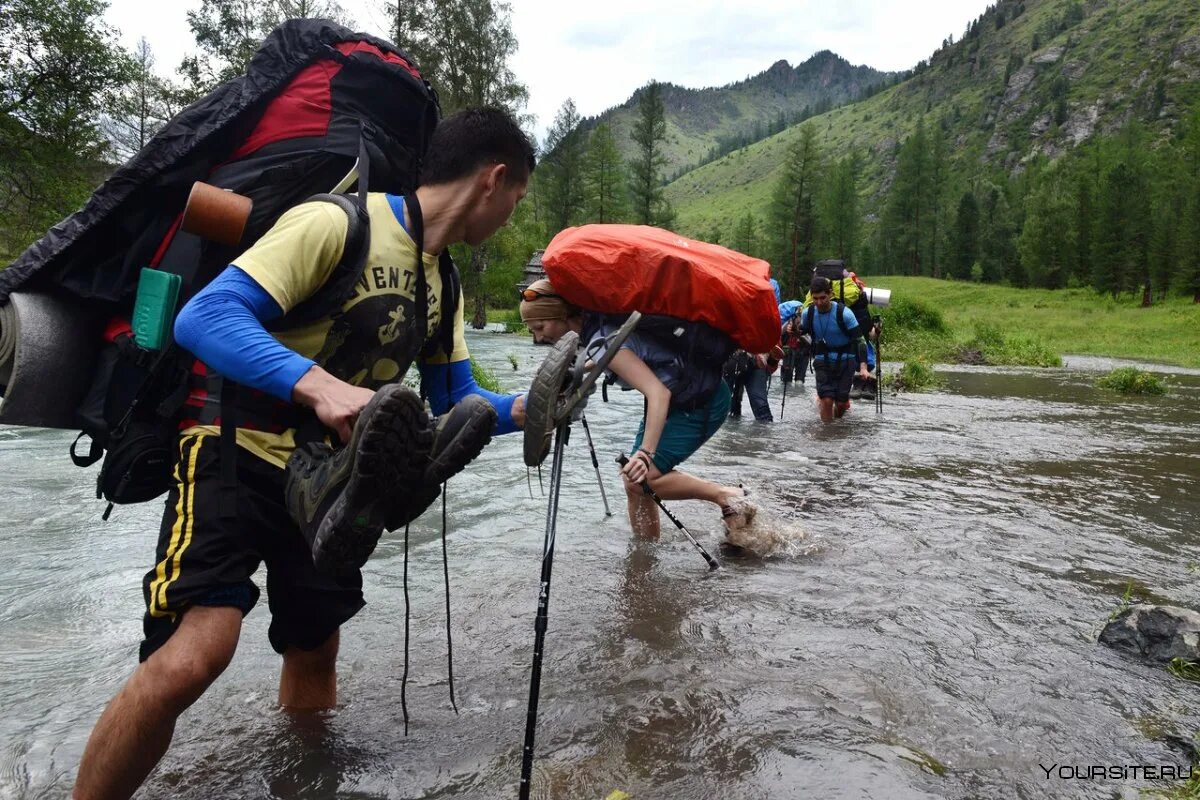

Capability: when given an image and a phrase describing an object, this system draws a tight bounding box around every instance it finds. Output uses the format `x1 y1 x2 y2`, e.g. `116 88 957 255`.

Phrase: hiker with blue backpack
788 275 870 422
71 107 536 800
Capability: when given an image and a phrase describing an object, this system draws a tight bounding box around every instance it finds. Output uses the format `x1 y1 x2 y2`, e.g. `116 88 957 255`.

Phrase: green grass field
869 277 1200 368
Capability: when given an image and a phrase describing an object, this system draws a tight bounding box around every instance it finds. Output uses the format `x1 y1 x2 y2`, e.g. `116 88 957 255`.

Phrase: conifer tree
1018 174 1074 289
106 37 167 160
1148 148 1183 299
881 118 930 276
818 153 860 264
769 123 822 296
926 119 949 277
542 98 586 232
978 182 1017 284
1093 162 1131 297
1073 171 1094 286
582 122 627 223
628 81 672 226
733 212 760 258
948 190 980 280
1177 105 1200 303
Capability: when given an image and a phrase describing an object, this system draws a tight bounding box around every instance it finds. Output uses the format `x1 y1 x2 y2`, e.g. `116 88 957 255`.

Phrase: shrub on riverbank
884 359 939 392
1096 367 1167 395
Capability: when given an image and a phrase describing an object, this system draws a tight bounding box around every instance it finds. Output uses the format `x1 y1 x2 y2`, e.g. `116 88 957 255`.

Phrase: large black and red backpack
0 19 445 514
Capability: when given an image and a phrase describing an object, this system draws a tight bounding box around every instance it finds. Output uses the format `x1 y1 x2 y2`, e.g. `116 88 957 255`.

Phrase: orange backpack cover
541 224 782 352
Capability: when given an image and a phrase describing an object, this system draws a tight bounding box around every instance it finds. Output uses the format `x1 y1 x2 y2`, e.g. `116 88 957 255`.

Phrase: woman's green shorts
632 380 731 473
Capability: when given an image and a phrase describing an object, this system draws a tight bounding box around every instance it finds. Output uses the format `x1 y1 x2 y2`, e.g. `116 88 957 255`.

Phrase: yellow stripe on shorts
148 434 204 620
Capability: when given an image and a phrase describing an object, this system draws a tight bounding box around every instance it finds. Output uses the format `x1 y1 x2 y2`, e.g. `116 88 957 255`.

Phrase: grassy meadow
870 277 1200 369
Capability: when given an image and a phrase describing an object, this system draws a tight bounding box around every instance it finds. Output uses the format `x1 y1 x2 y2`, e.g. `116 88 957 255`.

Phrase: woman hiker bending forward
519 279 754 538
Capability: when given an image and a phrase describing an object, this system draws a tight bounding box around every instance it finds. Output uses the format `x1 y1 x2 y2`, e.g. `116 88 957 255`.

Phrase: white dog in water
721 495 807 557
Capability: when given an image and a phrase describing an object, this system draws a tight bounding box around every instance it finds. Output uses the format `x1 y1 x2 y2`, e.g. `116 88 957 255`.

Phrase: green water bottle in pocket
131 268 182 351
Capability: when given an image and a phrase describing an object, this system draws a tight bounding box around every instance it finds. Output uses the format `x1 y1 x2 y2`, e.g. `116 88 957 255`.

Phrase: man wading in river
791 276 870 423
72 108 535 800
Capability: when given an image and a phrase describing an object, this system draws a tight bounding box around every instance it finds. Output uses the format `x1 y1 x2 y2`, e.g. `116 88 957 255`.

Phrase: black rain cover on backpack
0 19 442 512
0 18 440 309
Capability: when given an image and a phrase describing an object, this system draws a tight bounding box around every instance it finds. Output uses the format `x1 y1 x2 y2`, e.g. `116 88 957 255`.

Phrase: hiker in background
724 346 784 422
791 275 870 422
519 281 753 539
850 326 881 401
723 349 754 418
724 275 784 422
778 296 808 386
72 108 536 800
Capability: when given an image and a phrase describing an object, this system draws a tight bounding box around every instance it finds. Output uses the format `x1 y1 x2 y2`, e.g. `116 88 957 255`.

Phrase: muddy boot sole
309 386 433 575
524 331 578 467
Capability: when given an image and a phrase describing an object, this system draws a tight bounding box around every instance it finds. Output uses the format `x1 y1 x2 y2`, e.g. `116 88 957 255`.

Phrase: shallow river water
2 333 1199 800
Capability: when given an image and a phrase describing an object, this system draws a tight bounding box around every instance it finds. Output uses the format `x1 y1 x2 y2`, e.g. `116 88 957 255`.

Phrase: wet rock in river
1100 605 1200 663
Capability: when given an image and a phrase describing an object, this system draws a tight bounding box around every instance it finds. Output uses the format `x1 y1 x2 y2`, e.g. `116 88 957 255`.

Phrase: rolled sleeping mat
181 181 253 246
863 287 891 307
0 292 104 429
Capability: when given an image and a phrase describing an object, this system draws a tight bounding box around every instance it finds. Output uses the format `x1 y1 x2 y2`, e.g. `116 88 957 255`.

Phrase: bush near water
885 360 940 393
1096 367 1167 396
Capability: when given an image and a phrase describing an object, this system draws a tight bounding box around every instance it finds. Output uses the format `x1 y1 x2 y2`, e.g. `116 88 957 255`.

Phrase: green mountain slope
666 0 1200 236
581 50 894 179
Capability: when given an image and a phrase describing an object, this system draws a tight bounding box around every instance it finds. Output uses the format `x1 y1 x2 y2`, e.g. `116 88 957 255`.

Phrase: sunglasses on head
520 287 561 302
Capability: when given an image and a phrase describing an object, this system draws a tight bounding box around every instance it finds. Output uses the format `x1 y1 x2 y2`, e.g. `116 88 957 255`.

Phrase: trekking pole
780 373 788 421
519 421 569 800
875 323 884 414
580 413 612 517
616 455 719 571
519 313 642 799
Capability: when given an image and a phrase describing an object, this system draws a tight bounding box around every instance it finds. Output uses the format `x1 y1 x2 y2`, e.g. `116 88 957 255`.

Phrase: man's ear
481 162 507 196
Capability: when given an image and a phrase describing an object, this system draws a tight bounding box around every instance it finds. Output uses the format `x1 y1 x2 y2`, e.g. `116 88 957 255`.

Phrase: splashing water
721 494 812 557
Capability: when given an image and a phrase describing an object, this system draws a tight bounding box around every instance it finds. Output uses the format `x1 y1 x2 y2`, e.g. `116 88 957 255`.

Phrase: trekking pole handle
615 453 651 494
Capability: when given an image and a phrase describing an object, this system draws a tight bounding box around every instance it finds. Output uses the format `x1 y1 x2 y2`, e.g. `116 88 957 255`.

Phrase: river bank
869 277 1200 369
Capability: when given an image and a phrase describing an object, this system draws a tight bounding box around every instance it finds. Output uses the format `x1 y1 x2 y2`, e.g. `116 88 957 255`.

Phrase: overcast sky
103 0 994 143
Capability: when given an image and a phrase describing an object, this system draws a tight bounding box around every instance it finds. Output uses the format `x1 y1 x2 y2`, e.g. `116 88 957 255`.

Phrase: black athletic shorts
140 432 365 661
814 359 856 402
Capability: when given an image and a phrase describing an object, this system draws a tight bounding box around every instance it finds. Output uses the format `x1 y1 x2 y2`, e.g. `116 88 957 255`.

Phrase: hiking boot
377 394 498 530
848 376 864 400
285 384 433 575
524 331 579 467
860 376 878 401
424 394 498 485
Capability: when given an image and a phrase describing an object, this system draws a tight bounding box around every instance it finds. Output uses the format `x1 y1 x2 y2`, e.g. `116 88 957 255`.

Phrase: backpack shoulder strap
832 301 851 335
272 193 370 329
424 249 459 360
